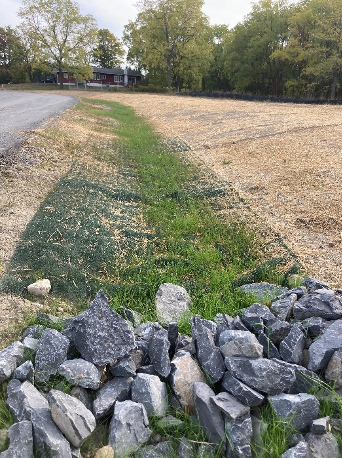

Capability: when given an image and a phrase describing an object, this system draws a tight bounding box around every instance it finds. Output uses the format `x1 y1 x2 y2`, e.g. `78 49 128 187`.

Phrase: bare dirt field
1 90 342 347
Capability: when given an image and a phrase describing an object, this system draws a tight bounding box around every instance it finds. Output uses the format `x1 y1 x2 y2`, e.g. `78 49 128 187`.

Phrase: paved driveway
0 91 78 153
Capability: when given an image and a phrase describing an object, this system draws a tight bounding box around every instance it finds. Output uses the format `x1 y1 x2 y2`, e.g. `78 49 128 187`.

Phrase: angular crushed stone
0 420 33 458
93 377 133 419
31 408 72 457
70 290 136 366
34 328 70 383
58 358 102 390
225 356 296 395
131 373 168 418
0 341 25 383
155 283 191 324
48 389 96 447
108 400 151 458
6 379 49 422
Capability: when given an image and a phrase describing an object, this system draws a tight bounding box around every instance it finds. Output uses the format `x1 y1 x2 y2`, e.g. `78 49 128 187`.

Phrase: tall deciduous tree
0 26 28 83
18 0 98 88
124 0 210 91
92 29 125 68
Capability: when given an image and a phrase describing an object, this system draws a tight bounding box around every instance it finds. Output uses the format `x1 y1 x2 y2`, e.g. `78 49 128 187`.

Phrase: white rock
27 279 51 297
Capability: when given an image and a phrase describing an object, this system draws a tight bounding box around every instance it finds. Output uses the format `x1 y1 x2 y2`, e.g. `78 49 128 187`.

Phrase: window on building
114 75 123 82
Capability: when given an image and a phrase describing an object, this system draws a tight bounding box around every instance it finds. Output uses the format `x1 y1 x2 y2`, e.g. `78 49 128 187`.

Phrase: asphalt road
0 92 78 153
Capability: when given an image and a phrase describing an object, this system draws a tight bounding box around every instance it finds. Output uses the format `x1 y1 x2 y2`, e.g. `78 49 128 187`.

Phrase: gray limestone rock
22 325 44 340
69 290 136 366
70 386 93 412
279 323 306 365
13 360 34 383
131 373 168 417
240 282 288 302
22 338 39 352
221 372 264 407
273 360 321 394
155 283 191 324
305 432 340 458
257 331 280 359
148 327 171 378
232 316 249 332
240 303 276 333
219 330 263 358
211 392 249 420
35 329 69 383
225 412 253 458
225 357 296 395
270 294 297 321
108 400 151 458
293 289 342 321
0 341 25 383
193 382 226 446
6 380 49 422
0 421 33 458
117 307 142 328
302 317 327 338
175 335 196 355
136 441 174 458
269 393 319 432
58 358 102 390
48 389 96 448
214 314 234 342
325 349 342 388
138 365 158 376
304 277 330 293
191 315 225 383
170 350 207 414
311 417 330 435
280 441 310 458
308 319 342 371
178 437 194 458
31 408 72 458
265 318 291 345
93 377 133 419
109 355 136 377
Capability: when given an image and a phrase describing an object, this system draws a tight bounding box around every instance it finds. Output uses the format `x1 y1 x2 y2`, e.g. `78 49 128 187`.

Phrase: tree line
1 0 342 99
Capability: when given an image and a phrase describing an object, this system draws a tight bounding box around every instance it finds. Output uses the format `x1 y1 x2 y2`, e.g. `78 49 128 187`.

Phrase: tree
18 0 98 89
0 26 28 83
124 0 210 91
203 25 231 91
224 0 293 96
92 29 125 68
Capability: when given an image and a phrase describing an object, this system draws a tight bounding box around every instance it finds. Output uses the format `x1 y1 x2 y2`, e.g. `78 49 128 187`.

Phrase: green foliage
18 0 98 88
123 0 211 91
0 26 29 83
92 29 125 69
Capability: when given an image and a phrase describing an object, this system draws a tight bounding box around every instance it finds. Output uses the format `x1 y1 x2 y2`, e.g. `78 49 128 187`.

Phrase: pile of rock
0 279 342 457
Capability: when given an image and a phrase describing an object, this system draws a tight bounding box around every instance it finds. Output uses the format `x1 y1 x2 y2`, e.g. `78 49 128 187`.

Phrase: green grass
1 98 299 327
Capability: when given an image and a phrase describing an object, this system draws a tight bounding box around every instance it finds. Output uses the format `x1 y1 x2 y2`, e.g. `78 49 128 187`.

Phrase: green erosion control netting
0 99 301 319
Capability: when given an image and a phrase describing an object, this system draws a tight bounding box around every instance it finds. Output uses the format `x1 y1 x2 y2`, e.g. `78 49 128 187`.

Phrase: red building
56 67 142 87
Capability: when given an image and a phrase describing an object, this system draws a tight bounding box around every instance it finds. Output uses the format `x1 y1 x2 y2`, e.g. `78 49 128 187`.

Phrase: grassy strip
1 98 297 327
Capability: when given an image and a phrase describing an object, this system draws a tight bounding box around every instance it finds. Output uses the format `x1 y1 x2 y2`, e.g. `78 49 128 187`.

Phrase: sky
1 0 256 38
